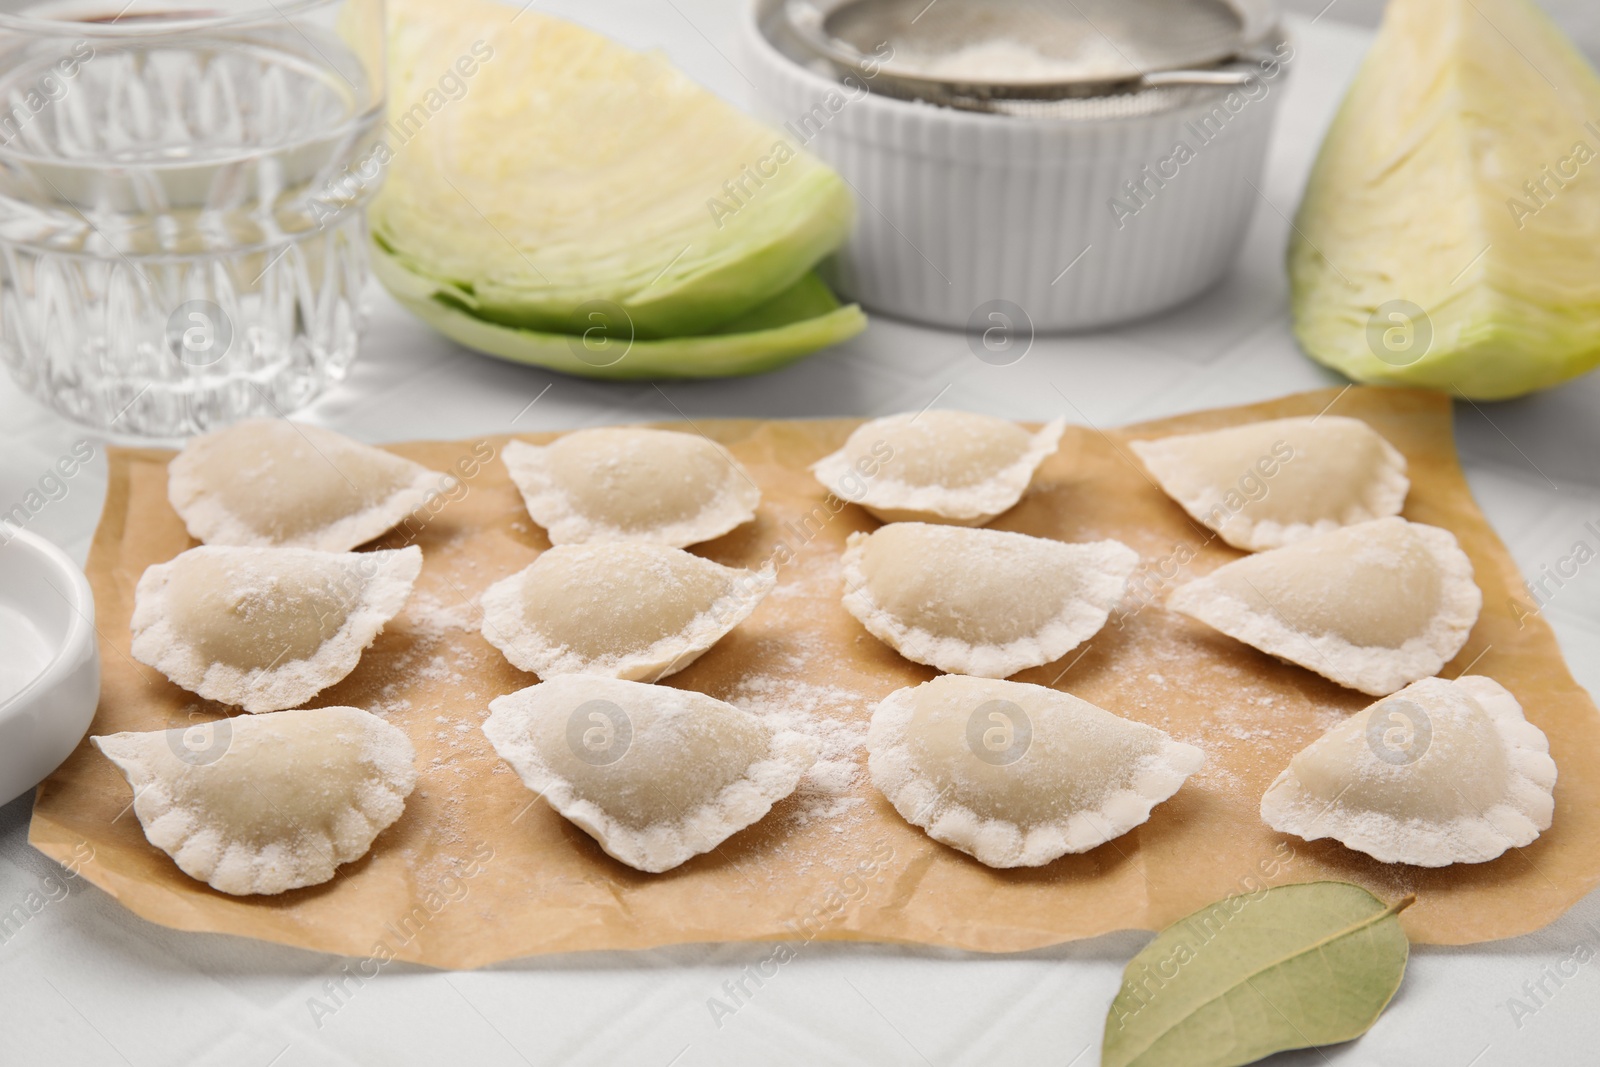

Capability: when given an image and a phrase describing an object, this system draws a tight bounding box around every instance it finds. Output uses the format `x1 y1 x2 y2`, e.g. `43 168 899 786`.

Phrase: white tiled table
4 5 1600 1064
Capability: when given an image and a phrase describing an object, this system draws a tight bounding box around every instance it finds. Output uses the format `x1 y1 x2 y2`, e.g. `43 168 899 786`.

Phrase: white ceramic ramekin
742 0 1291 333
0 527 99 807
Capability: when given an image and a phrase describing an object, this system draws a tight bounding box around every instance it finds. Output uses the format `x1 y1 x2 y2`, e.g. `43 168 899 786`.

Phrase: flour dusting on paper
731 672 869 825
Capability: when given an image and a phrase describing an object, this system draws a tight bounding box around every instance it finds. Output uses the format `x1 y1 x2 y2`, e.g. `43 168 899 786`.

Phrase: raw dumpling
1260 676 1556 866
131 545 422 712
479 543 774 681
483 675 816 872
503 427 759 547
868 675 1203 868
812 410 1066 525
93 706 416 895
842 523 1138 677
1131 415 1408 551
168 419 440 551
1167 517 1480 696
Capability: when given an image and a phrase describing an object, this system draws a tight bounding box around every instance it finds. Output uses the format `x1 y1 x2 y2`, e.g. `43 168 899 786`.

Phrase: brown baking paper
29 386 1600 967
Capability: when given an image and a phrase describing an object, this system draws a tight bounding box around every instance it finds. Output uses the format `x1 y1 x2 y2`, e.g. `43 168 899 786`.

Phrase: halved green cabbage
1290 0 1600 399
375 244 865 380
376 0 855 340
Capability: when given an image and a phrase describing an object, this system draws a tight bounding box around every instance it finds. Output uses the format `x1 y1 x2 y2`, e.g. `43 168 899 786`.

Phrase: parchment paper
30 387 1600 967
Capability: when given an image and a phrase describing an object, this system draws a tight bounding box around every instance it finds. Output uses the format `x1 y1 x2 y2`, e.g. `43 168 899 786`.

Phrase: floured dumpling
842 523 1138 677
868 675 1203 868
1132 415 1409 551
93 706 416 895
483 676 815 872
1167 517 1480 696
813 411 1066 526
480 543 774 682
168 419 440 551
131 545 422 712
1261 676 1556 866
503 427 759 547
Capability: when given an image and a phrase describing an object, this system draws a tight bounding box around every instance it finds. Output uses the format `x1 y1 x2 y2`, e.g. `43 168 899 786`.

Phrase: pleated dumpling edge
93 706 417 895
168 419 441 551
482 677 816 873
1260 676 1556 866
813 411 1066 526
479 543 774 682
867 675 1204 868
502 428 760 548
1131 414 1409 551
1167 517 1480 696
130 544 422 713
841 523 1139 678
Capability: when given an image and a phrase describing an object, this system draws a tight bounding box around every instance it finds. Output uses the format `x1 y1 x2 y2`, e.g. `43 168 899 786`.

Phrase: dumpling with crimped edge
92 706 417 895
1167 516 1480 696
1131 415 1409 551
1260 676 1556 866
130 545 422 713
812 410 1066 526
168 419 441 551
867 675 1204 868
503 427 760 548
841 523 1138 678
483 676 816 873
479 543 774 682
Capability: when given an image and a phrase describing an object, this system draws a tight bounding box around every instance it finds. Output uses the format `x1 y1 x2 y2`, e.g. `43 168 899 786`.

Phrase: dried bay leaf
1102 881 1413 1067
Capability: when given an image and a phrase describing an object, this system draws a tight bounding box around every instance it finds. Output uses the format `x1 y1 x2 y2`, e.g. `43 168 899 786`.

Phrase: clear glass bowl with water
0 0 385 436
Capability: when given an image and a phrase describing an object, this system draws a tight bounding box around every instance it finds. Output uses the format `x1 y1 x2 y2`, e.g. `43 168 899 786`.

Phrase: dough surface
1260 676 1556 866
94 706 417 895
483 676 815 872
841 523 1138 677
867 675 1203 867
168 419 440 551
1132 415 1409 551
131 545 422 712
812 411 1066 526
480 543 773 681
1167 517 1480 695
503 427 759 547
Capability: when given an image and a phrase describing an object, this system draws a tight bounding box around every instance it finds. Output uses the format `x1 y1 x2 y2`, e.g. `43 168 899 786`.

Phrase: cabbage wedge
1289 0 1600 399
375 0 858 365
376 245 865 380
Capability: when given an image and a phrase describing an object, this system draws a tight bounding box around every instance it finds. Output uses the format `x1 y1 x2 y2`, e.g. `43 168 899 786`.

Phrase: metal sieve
782 0 1272 114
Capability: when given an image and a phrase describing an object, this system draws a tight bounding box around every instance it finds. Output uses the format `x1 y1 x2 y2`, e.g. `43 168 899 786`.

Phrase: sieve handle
1138 69 1259 88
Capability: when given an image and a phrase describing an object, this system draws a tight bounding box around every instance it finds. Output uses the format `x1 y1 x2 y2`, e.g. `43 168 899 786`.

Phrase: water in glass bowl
0 19 383 435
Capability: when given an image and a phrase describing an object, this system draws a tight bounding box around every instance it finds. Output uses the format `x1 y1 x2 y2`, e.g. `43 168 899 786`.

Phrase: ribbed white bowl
0 528 98 807
742 0 1289 332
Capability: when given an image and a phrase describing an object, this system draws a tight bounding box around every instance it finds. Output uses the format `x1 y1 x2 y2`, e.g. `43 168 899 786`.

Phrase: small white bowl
743 0 1290 333
0 527 99 807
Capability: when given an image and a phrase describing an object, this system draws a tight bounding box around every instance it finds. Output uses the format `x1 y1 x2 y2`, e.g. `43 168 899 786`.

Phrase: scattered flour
728 673 872 830
404 588 481 639
417 653 464 686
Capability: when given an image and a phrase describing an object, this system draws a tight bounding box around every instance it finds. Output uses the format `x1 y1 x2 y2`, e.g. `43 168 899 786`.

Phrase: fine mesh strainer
783 0 1272 116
